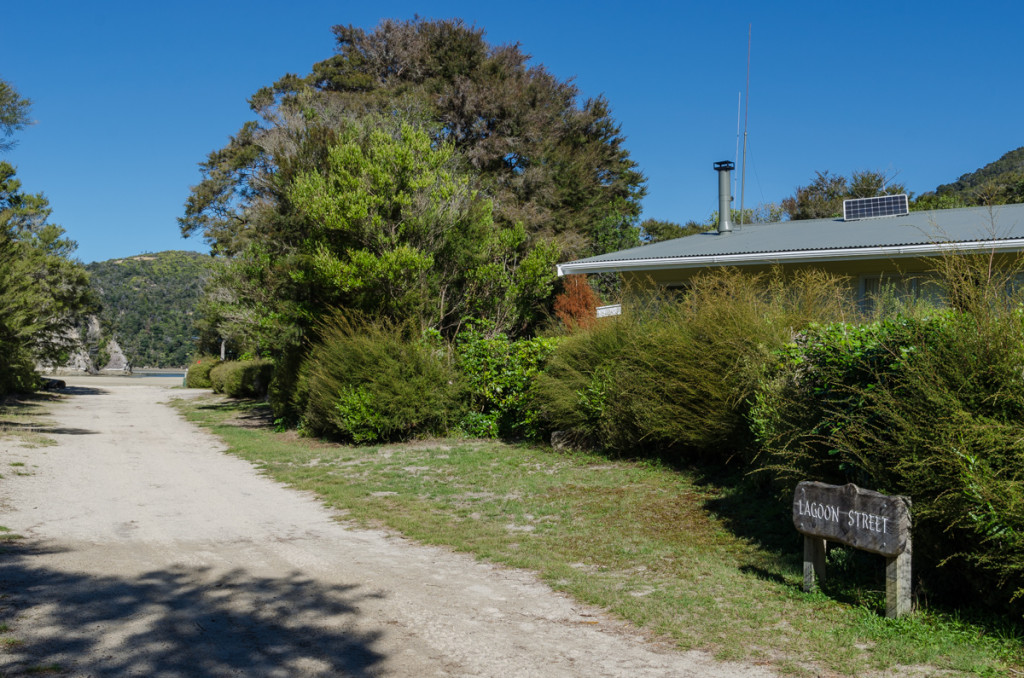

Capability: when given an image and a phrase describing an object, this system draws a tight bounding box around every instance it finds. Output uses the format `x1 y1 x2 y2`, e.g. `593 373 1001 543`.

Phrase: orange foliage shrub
553 275 600 332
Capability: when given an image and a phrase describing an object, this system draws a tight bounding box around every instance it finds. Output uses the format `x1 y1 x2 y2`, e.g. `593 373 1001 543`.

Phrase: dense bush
185 355 221 388
209 359 273 398
300 315 463 443
455 321 558 438
531 268 852 456
752 254 1024 614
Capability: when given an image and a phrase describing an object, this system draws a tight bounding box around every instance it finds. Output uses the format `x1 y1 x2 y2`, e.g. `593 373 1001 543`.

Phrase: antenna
734 92 741 202
739 23 751 225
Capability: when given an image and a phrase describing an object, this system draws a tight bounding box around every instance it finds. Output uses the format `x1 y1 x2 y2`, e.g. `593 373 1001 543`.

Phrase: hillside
86 250 218 368
927 146 1024 205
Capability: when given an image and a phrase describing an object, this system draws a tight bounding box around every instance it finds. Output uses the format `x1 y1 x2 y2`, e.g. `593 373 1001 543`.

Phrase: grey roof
559 204 1024 275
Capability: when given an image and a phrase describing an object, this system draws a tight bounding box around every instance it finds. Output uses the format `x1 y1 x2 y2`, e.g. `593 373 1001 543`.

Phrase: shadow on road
0 423 99 436
0 545 387 677
61 385 110 396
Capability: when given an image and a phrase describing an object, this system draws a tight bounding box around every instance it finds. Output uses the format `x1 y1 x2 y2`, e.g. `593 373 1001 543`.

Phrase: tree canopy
915 146 1024 208
0 79 94 392
86 251 218 368
0 161 95 391
781 170 906 220
0 78 31 153
180 18 646 262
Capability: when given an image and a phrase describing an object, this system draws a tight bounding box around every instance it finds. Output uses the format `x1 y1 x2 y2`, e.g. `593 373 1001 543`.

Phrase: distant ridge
85 250 218 368
933 146 1024 202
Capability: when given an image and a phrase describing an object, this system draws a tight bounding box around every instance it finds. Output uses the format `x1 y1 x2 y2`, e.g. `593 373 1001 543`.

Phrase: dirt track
0 377 776 677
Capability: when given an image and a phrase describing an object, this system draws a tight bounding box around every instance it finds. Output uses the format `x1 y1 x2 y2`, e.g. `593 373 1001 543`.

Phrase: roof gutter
556 238 1024 277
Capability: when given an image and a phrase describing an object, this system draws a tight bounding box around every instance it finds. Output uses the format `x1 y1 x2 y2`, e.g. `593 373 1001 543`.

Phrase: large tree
195 117 558 362
180 18 646 262
179 16 647 391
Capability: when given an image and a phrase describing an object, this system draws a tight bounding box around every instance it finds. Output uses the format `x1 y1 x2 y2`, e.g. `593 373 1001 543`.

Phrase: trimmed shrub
300 315 463 443
531 268 853 456
455 321 559 439
208 359 273 398
185 355 221 388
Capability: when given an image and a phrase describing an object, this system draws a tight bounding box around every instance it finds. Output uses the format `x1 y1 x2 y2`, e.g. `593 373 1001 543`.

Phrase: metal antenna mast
739 23 751 225
734 91 741 201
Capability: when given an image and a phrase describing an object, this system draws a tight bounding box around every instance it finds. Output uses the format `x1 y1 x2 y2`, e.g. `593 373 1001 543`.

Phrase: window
860 273 944 312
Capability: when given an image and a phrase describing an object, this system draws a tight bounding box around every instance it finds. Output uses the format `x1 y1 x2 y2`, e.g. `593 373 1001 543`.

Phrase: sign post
793 481 912 618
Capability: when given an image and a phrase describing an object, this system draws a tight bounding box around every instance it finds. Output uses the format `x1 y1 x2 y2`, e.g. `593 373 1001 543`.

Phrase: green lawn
175 395 1023 677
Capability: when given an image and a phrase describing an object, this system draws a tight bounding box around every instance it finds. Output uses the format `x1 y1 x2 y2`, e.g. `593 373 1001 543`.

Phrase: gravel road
0 377 776 677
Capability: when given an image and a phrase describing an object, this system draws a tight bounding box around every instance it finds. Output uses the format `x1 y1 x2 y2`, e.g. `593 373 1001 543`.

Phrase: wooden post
885 535 912 618
803 535 827 592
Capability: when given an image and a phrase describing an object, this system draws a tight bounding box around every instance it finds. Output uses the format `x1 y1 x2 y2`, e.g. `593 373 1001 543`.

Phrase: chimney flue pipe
713 160 735 234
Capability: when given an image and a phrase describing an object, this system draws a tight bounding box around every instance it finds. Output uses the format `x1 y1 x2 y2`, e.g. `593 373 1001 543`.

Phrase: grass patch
174 394 1024 676
0 394 59 447
0 527 22 542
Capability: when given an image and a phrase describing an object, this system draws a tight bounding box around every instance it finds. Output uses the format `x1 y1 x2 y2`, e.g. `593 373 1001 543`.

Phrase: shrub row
210 359 273 399
187 355 274 398
291 315 556 444
530 268 853 458
185 355 221 388
234 256 1024 614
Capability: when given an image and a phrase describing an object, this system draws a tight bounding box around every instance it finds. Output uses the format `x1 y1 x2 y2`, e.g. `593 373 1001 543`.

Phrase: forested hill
930 146 1024 204
86 250 217 368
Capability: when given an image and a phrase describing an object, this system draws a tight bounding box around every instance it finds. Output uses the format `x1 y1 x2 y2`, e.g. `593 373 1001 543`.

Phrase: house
558 163 1024 305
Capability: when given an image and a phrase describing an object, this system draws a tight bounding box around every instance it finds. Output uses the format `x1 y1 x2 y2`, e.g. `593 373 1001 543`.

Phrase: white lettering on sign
796 500 889 534
796 499 841 524
849 510 889 535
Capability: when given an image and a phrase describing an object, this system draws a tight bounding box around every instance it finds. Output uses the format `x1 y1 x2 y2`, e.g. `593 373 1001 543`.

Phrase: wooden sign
793 481 911 557
793 481 913 618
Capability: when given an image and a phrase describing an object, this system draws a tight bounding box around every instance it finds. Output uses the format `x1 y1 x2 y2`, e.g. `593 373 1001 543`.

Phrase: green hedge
185 355 221 388
208 359 273 398
752 311 1024 613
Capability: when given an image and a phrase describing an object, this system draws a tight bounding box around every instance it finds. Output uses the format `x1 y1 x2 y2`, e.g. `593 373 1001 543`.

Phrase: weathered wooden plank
792 481 911 557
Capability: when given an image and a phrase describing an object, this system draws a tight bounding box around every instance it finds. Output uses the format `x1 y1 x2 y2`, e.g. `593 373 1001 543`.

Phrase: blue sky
2 1 1021 263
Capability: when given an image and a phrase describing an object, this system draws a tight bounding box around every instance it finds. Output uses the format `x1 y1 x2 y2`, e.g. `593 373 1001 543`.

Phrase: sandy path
0 378 776 677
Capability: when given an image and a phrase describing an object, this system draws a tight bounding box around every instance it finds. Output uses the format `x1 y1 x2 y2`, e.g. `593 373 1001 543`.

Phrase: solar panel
843 194 909 221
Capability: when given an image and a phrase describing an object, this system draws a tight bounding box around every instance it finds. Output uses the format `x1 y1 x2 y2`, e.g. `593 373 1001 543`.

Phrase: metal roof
558 204 1024 276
